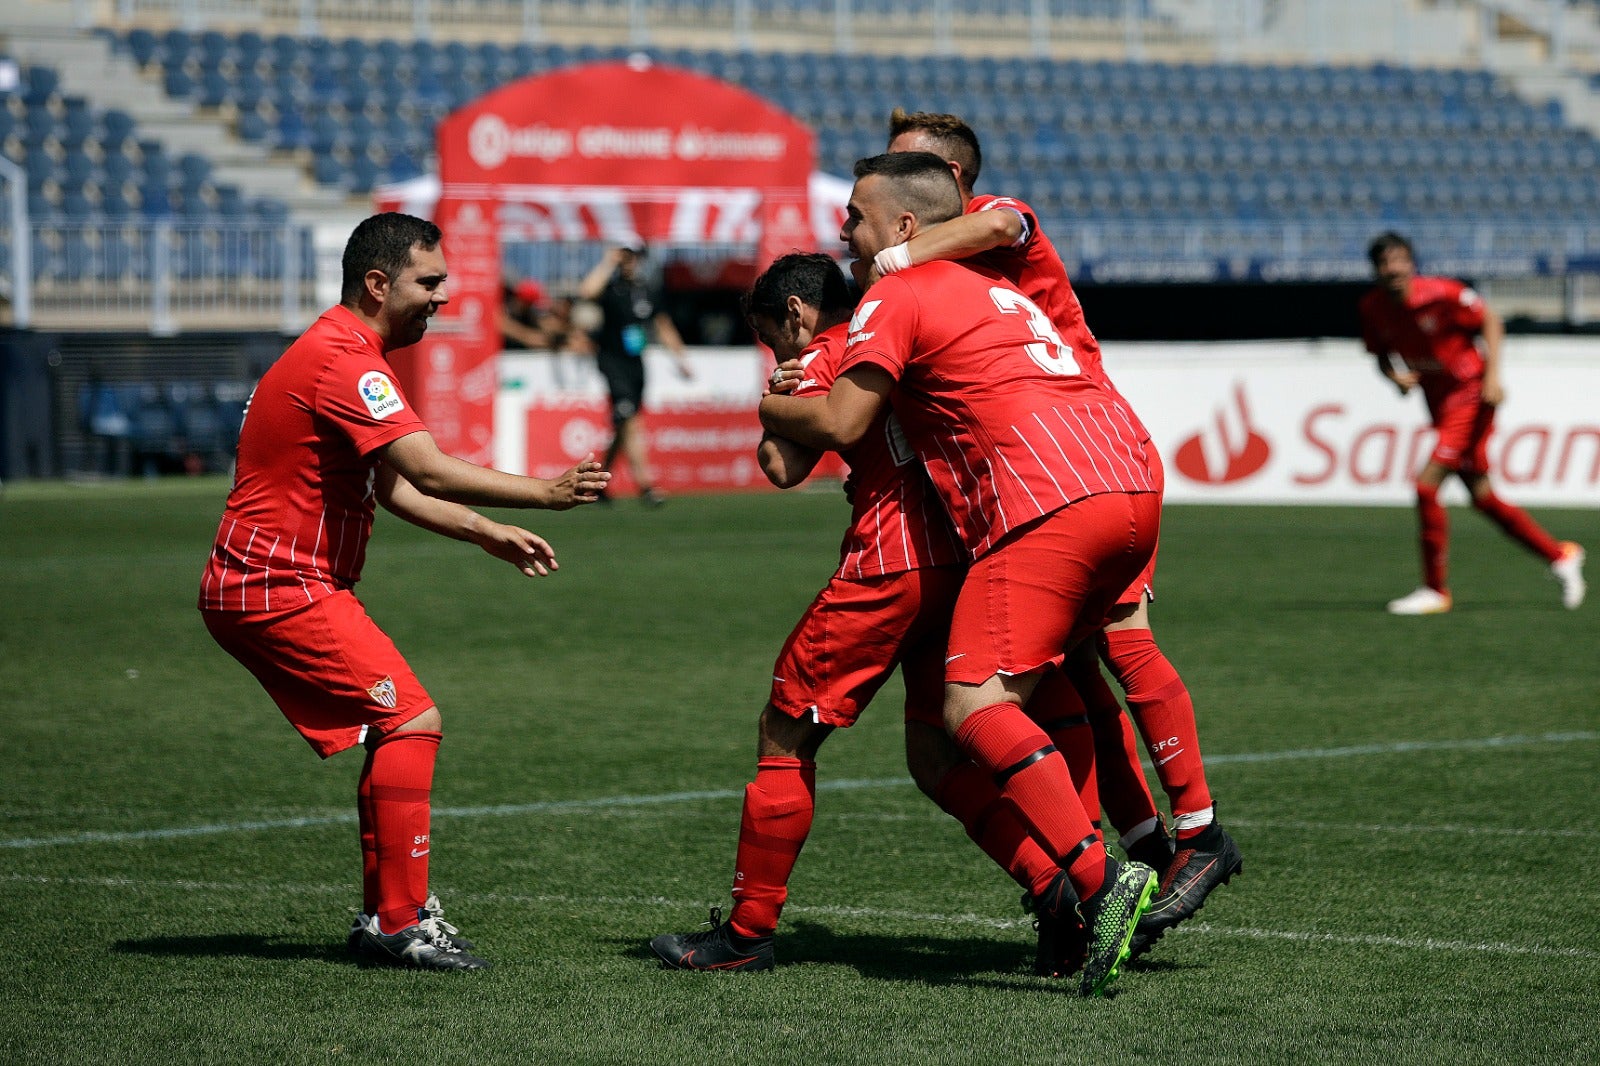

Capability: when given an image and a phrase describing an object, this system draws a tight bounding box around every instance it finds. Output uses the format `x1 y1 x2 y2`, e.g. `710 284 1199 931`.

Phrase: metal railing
3 216 321 334
92 0 1180 55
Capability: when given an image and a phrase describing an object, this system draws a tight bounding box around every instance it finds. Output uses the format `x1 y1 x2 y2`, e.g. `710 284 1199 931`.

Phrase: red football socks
932 760 1060 898
357 747 379 915
1417 483 1450 592
1028 669 1102 827
1100 630 1213 824
1062 650 1161 839
1473 490 1563 562
954 703 1106 899
368 729 441 934
728 756 816 940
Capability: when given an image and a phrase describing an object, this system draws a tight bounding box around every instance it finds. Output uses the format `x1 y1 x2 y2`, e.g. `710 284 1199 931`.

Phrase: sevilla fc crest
367 676 398 709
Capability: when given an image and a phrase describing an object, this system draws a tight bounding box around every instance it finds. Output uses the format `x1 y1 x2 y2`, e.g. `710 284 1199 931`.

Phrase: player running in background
882 110 1241 957
1360 231 1585 615
199 212 609 971
761 153 1160 996
650 253 1087 980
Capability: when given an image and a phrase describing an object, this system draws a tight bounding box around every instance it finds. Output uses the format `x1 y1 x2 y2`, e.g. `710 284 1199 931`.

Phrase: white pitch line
5 871 1594 962
1175 922 1599 961
2 730 1595 851
1228 818 1600 839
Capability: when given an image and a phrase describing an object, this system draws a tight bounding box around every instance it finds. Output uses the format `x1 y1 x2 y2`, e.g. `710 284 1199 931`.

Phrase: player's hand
476 522 558 578
1392 370 1420 395
765 358 806 395
544 453 611 509
1482 375 1505 406
675 355 695 381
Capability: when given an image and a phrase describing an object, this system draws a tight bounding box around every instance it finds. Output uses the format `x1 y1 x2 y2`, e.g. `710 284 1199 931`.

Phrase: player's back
846 260 1154 557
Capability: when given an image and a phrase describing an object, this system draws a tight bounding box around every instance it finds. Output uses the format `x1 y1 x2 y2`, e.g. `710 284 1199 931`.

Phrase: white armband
874 243 914 275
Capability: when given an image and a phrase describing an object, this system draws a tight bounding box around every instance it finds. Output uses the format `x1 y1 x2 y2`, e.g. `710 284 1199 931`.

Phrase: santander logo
1173 383 1272 484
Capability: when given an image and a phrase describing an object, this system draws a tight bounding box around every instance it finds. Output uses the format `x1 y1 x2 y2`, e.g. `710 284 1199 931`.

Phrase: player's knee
757 702 828 759
395 705 442 735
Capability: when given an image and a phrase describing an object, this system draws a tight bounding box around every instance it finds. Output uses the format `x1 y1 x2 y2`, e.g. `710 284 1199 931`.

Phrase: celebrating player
882 110 1241 957
650 253 1084 980
1360 231 1585 614
199 212 609 971
761 153 1161 996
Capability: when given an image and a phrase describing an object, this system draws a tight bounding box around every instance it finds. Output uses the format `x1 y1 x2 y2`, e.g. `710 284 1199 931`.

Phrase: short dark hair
887 107 982 193
852 152 964 225
341 212 443 304
1367 231 1414 268
743 252 854 324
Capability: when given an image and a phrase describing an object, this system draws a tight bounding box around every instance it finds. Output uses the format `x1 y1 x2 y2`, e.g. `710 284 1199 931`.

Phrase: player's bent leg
1063 638 1166 863
649 706 827 972
356 713 489 971
909 719 1079 976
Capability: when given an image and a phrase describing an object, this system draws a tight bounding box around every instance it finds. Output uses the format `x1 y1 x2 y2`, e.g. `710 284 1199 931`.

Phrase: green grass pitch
1 479 1596 1064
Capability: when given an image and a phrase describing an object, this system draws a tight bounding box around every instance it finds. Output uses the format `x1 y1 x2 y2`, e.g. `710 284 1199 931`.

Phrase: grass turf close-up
1 479 1596 1064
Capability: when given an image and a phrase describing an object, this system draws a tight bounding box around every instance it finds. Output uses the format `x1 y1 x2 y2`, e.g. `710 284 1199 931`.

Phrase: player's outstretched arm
758 365 893 451
375 466 559 578
381 430 609 510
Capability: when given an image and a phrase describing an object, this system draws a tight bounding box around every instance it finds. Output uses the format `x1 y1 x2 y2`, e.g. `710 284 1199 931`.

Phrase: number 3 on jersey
989 287 1080 376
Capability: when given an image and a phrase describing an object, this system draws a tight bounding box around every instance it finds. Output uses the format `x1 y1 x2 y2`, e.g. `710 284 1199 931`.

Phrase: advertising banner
1110 338 1600 506
494 348 844 493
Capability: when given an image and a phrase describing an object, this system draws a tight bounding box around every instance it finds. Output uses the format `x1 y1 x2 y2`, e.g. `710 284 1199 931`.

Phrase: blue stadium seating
10 28 1600 282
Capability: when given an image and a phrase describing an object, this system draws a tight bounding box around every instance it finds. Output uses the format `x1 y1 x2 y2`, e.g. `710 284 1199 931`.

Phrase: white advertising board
1107 337 1600 507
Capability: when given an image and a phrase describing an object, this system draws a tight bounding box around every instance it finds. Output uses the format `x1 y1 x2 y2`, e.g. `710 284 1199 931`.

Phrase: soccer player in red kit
1360 231 1585 615
651 253 1081 978
881 110 1240 957
761 153 1160 996
199 212 609 970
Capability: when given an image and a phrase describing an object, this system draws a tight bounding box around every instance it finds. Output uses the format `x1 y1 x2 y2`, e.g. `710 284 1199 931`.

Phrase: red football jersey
792 323 964 578
199 305 428 613
1359 275 1487 399
840 261 1155 559
967 194 1148 442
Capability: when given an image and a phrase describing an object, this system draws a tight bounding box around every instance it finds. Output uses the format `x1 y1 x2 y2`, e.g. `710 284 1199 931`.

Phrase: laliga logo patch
358 372 405 420
367 676 398 710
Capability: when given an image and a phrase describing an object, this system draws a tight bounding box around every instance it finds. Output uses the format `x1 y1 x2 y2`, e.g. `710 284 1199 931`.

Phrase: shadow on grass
112 933 347 964
620 920 1099 994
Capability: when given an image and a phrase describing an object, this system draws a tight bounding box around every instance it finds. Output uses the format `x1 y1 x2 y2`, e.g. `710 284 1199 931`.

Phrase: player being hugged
199 212 609 971
760 153 1160 997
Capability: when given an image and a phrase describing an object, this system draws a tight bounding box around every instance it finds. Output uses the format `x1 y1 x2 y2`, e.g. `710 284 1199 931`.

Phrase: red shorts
201 591 434 758
1116 446 1165 607
769 566 963 728
946 491 1160 685
1427 384 1493 474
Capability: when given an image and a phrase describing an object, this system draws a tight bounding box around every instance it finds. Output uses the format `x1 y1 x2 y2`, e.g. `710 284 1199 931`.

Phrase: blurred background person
577 236 693 506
